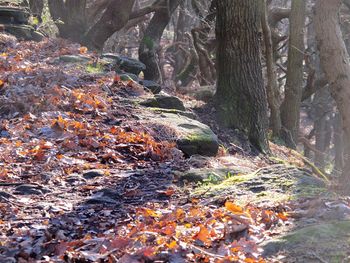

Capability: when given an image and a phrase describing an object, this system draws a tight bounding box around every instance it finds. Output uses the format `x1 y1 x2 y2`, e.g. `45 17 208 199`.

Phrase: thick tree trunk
48 0 87 43
48 0 135 50
261 0 281 137
139 0 181 82
314 0 350 189
84 0 135 50
280 0 306 148
215 0 270 153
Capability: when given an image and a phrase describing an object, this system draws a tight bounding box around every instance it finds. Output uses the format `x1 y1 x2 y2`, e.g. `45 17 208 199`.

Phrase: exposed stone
192 164 327 205
139 80 161 94
140 94 186 111
151 113 219 156
101 53 146 75
262 221 350 262
0 6 29 24
14 184 51 195
82 170 105 180
59 55 91 63
3 24 43 41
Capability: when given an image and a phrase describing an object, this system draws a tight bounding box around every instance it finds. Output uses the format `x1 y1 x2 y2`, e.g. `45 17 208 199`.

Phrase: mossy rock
140 94 186 111
263 221 350 262
149 107 196 119
175 168 230 184
192 164 328 205
0 6 29 24
3 24 43 41
151 113 219 156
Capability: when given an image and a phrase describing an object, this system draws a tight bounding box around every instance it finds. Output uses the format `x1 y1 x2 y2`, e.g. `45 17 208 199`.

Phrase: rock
65 174 86 185
85 188 121 205
59 55 90 63
101 53 146 75
14 184 50 195
0 6 29 24
262 221 350 261
151 113 219 156
82 170 105 180
175 168 231 184
192 164 327 205
139 80 161 94
3 24 43 41
149 108 196 119
120 73 139 81
0 191 14 201
140 94 186 111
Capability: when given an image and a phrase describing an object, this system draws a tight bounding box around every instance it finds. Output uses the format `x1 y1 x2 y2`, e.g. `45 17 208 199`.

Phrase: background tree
280 0 306 148
215 0 270 153
314 0 350 189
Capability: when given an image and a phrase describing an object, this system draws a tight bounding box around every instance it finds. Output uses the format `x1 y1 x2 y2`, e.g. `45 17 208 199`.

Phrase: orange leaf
79 46 88 54
225 201 244 214
0 79 4 87
167 240 177 249
114 75 121 83
277 212 289 221
194 225 211 245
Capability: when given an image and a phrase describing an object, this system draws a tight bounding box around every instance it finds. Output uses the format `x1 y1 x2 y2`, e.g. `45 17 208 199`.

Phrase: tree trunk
280 0 306 148
215 0 270 153
84 0 136 50
48 0 87 43
261 0 281 137
139 0 181 82
48 0 135 50
314 0 350 189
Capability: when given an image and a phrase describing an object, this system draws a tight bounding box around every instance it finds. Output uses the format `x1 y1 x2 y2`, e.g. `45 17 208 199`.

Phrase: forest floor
0 39 350 263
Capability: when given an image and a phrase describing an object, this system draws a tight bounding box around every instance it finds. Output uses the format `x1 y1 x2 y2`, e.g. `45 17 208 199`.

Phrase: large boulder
0 6 29 24
3 24 43 41
140 94 186 111
263 221 350 262
192 164 327 204
151 113 219 156
101 53 146 75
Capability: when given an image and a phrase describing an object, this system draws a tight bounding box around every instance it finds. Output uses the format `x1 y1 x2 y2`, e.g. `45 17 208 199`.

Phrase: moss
86 63 104 73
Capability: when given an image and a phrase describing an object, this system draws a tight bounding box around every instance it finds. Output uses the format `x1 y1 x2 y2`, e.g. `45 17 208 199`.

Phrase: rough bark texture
84 0 135 50
314 0 350 187
48 0 88 43
215 0 270 153
139 0 181 82
261 0 281 137
280 0 306 148
48 0 135 50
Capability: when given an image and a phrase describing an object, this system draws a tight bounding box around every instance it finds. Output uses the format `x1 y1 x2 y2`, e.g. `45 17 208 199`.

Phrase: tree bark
314 0 350 188
261 0 281 137
280 0 306 148
139 0 181 82
84 0 136 50
215 0 270 153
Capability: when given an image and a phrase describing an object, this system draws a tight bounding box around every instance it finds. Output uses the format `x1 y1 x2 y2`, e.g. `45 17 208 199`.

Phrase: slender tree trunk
139 0 181 82
261 0 281 137
314 0 350 189
280 0 306 147
215 0 270 153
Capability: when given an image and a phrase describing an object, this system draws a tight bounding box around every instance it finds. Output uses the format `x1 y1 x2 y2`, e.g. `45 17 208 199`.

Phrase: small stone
82 170 105 180
139 80 162 94
140 94 186 111
14 184 50 195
